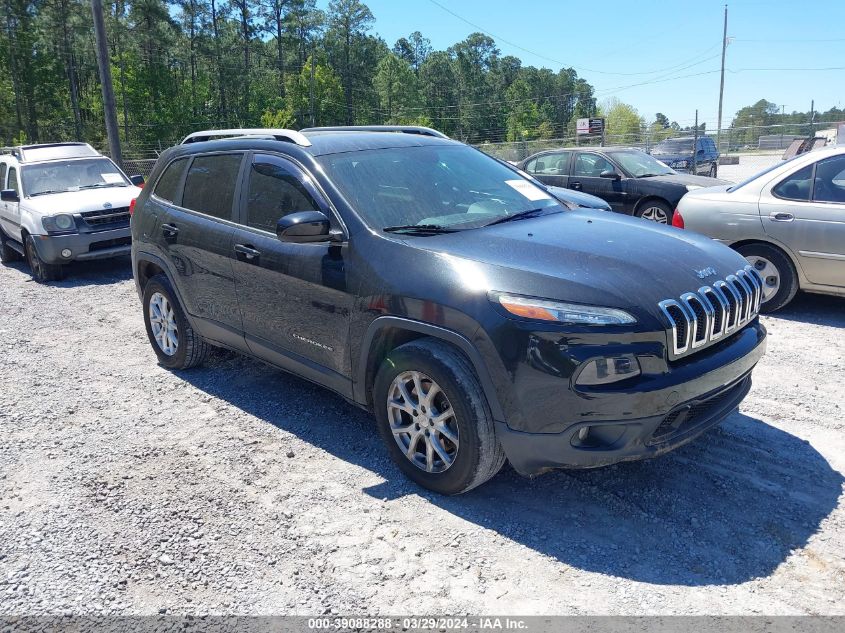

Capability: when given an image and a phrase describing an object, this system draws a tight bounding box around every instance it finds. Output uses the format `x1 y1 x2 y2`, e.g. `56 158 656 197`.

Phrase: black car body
131 126 766 494
518 147 725 224
651 136 720 177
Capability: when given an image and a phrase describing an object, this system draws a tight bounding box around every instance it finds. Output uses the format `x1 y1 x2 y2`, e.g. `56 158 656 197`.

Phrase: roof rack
1 147 22 160
2 142 98 162
300 125 449 139
180 128 311 147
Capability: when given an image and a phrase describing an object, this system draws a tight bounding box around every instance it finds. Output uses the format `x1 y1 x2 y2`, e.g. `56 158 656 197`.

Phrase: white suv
0 142 143 281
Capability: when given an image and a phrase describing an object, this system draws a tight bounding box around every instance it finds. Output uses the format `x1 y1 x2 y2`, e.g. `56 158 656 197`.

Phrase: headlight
42 214 77 233
673 160 689 169
491 292 636 325
576 355 642 385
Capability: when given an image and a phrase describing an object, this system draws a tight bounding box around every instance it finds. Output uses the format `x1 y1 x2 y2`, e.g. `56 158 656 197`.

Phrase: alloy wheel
149 292 179 356
640 206 668 224
386 370 459 473
745 255 780 302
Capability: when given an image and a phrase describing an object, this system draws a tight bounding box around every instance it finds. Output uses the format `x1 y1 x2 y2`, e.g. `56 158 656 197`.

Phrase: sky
323 0 845 129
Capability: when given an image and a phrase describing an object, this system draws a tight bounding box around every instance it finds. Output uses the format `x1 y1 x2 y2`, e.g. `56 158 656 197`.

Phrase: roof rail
180 128 311 147
1 147 22 160
300 125 450 139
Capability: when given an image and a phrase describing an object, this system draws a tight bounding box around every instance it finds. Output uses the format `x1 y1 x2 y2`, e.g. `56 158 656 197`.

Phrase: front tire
373 338 506 495
636 200 672 224
736 243 798 313
708 163 717 178
142 274 210 369
24 235 64 282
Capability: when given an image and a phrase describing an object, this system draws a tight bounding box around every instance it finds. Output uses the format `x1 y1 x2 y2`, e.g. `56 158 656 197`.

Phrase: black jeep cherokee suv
131 126 767 495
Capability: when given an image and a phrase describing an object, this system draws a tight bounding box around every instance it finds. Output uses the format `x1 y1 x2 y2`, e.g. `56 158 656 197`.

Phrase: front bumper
496 323 766 476
31 226 131 264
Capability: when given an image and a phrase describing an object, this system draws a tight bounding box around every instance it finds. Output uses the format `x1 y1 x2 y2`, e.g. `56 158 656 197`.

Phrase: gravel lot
1 256 844 616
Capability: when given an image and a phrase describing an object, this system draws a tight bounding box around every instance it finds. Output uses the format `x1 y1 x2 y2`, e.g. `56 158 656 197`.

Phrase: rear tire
373 338 506 495
0 229 22 264
24 235 64 282
142 273 210 369
736 243 798 313
635 200 672 224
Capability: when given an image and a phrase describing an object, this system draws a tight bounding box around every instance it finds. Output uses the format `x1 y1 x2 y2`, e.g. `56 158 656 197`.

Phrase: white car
0 142 143 281
674 145 845 312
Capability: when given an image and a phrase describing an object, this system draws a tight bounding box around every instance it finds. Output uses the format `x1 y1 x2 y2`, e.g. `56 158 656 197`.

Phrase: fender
132 248 200 331
355 316 505 421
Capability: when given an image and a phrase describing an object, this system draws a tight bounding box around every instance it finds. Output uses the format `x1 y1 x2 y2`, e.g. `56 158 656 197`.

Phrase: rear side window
525 151 571 175
182 154 242 220
772 164 813 201
7 167 18 194
246 155 320 232
0 163 6 186
153 158 188 203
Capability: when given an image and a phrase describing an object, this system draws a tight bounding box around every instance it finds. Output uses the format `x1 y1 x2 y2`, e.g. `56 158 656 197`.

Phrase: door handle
234 243 261 261
570 181 582 190
161 223 179 236
769 212 794 222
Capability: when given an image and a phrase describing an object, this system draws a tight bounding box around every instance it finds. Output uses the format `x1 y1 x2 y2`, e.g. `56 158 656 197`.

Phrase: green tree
373 52 419 123
326 0 374 124
599 97 643 144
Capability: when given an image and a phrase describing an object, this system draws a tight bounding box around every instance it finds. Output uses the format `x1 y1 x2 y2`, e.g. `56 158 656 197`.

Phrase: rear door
569 152 629 212
230 152 354 392
523 151 572 188
152 153 245 340
760 153 845 287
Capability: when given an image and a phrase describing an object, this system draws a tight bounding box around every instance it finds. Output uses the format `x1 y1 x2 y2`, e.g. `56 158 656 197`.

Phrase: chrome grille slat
660 267 760 360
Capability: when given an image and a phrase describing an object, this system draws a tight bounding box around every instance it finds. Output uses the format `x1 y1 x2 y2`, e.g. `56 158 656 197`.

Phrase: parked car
0 142 144 281
493 156 612 211
517 147 724 224
675 145 845 312
131 126 766 495
651 136 720 177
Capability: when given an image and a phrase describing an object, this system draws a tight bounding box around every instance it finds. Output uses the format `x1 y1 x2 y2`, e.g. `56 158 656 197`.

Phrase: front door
230 153 353 393
569 152 628 212
1 166 22 239
760 153 845 288
154 153 245 339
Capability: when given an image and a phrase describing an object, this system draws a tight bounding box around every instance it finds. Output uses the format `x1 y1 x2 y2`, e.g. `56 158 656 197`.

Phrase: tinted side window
812 155 845 203
0 163 6 186
153 157 188 203
246 156 320 232
526 152 571 176
7 167 19 194
573 153 609 177
772 164 813 201
182 154 242 220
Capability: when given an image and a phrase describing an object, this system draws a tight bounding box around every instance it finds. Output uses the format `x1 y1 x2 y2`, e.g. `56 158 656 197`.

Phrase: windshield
606 150 675 177
653 139 694 154
21 157 129 196
318 145 564 230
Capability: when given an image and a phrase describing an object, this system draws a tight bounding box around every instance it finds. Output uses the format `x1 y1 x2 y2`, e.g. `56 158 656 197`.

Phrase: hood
651 151 691 163
546 185 611 210
23 186 140 215
638 172 727 187
406 209 749 321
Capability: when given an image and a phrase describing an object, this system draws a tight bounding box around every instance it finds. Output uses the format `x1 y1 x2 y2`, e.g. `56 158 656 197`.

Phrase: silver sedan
674 146 845 312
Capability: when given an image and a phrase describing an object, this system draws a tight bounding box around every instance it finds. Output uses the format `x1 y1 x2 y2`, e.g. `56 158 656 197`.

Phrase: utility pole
780 104 785 149
715 4 728 158
693 110 699 174
309 43 316 127
809 99 815 137
91 0 122 167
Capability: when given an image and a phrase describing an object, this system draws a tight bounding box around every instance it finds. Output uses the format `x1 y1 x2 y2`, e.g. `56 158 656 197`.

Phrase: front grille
659 265 763 359
81 207 130 227
649 376 751 445
89 236 131 252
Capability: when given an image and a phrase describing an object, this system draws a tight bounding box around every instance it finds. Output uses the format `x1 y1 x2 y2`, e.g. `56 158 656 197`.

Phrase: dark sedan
518 147 726 224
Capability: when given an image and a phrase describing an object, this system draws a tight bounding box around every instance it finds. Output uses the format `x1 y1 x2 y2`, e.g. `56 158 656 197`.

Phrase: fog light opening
61 249 72 258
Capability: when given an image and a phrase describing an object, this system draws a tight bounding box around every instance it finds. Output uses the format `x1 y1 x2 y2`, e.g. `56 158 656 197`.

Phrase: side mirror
599 169 621 180
129 175 145 187
0 189 19 202
276 210 333 243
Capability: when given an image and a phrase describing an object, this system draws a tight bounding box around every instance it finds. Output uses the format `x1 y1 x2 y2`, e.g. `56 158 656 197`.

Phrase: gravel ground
1 256 844 616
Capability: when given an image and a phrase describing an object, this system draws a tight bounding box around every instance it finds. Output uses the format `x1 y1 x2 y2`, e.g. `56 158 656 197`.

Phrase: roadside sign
577 117 605 135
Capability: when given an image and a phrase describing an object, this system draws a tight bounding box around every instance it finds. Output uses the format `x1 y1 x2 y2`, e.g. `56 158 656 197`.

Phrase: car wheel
636 200 672 224
736 243 798 313
373 338 506 495
708 164 717 178
24 235 64 282
0 229 22 264
142 273 210 369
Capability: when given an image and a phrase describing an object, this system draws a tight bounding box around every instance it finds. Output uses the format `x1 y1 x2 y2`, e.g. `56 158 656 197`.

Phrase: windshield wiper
29 189 69 197
79 182 126 190
382 224 458 235
483 207 556 227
